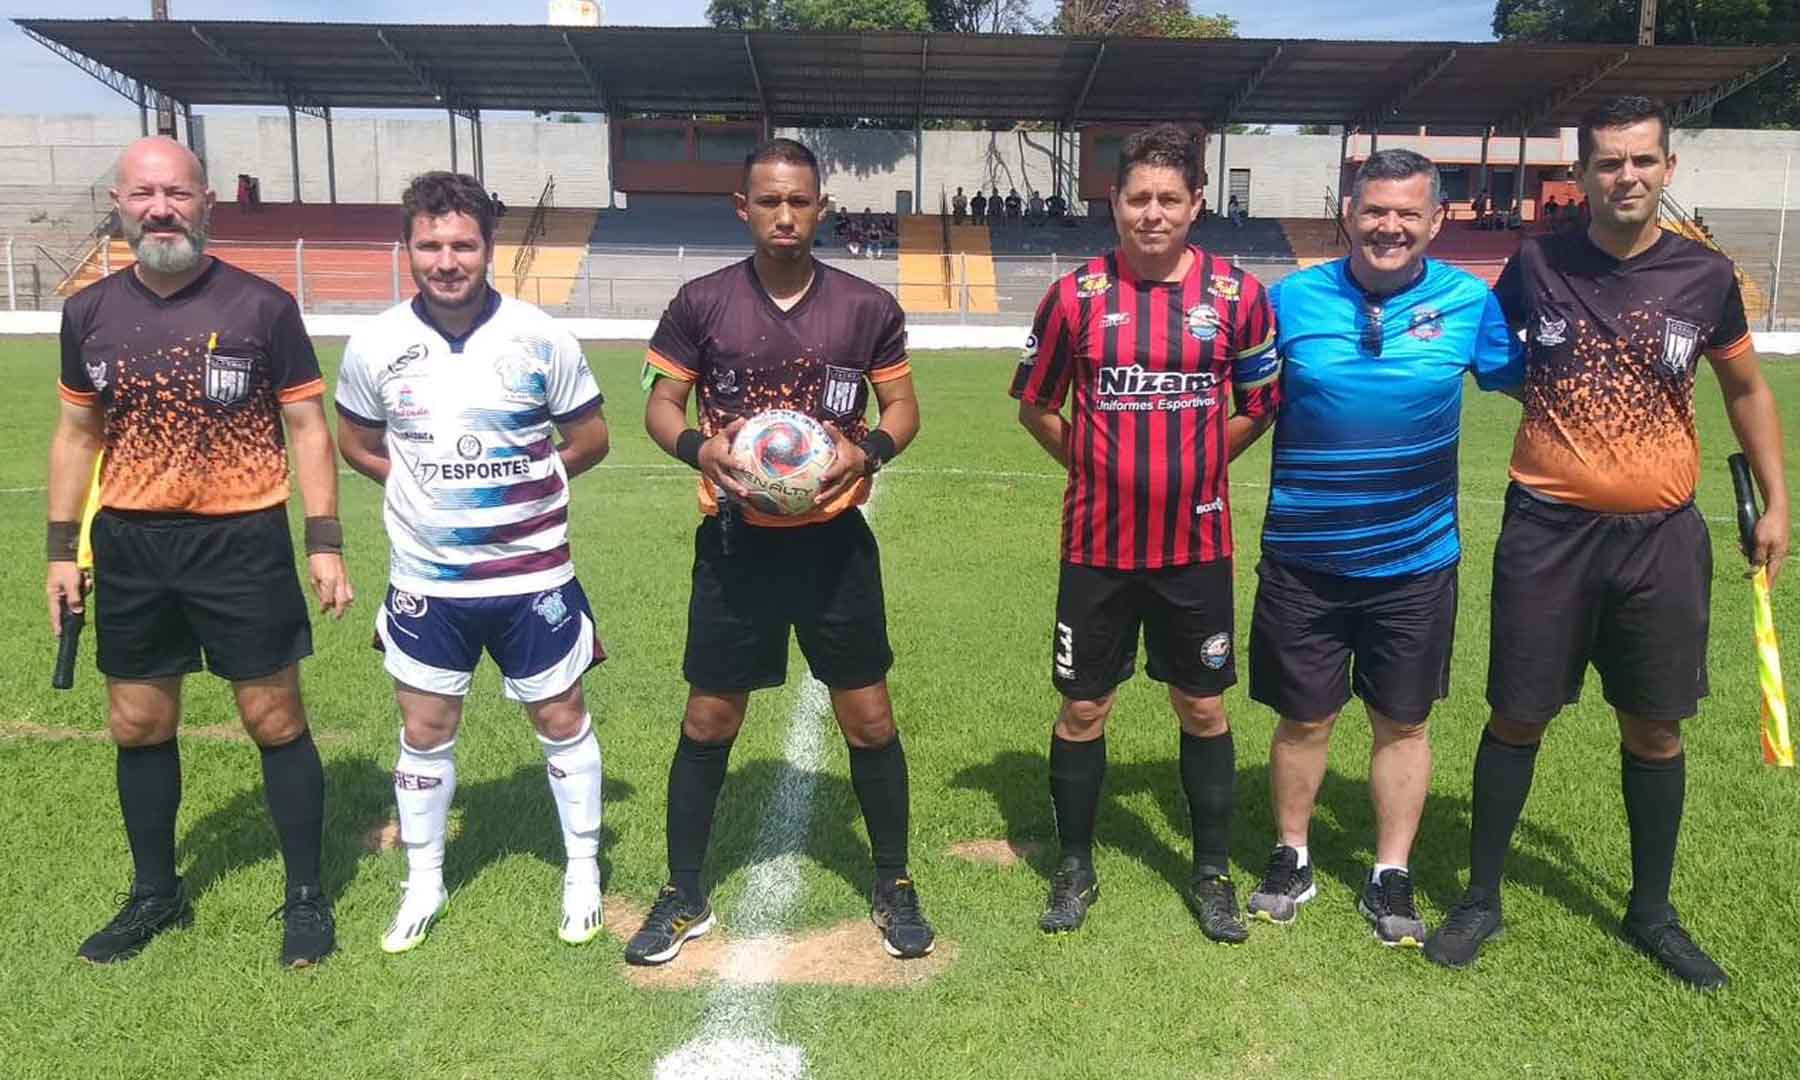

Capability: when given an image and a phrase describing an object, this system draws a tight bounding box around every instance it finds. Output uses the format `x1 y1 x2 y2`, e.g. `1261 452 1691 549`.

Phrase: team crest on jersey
1101 311 1132 328
84 359 108 392
533 589 571 630
820 365 861 418
203 350 254 407
1076 271 1111 298
494 355 540 401
456 435 482 460
714 367 739 395
388 591 428 618
1200 632 1231 670
1185 304 1221 342
1661 318 1702 375
1409 308 1445 341
1208 274 1241 301
1536 314 1568 347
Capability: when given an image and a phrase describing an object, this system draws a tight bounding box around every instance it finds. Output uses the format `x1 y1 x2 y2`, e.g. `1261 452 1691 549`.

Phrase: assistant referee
47 137 354 967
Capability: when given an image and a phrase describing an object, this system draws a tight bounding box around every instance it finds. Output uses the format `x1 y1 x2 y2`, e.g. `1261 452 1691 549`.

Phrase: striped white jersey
335 290 602 598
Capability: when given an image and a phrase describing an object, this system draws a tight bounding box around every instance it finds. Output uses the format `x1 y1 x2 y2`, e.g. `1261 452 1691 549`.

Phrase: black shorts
683 508 892 693
1487 483 1711 725
1249 558 1456 726
90 506 313 682
1052 559 1235 700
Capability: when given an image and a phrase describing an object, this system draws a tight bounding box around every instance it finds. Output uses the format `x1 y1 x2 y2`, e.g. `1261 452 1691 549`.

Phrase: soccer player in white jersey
335 172 612 951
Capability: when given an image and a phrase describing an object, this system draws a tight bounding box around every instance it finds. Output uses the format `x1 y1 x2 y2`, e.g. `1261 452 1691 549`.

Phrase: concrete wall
1210 133 1343 218
780 126 1078 217
0 112 614 209
1668 129 1800 213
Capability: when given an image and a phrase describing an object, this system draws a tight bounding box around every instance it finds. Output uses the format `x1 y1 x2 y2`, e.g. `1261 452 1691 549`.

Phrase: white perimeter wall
10 112 1800 220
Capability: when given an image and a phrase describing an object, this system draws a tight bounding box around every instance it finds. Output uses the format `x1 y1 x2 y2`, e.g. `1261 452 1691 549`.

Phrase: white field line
651 477 884 1080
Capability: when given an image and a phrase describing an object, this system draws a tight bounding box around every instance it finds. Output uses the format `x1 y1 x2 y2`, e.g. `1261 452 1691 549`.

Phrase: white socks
539 714 604 885
394 733 457 895
1289 844 1310 869
1372 862 1408 883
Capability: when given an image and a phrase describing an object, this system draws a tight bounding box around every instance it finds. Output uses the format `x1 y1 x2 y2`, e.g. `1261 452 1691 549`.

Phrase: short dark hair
401 171 495 247
1116 123 1202 192
741 138 821 195
1353 148 1442 206
1577 95 1670 165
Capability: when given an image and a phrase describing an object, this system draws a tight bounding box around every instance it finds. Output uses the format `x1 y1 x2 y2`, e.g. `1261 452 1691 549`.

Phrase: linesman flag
1729 452 1795 768
51 452 101 691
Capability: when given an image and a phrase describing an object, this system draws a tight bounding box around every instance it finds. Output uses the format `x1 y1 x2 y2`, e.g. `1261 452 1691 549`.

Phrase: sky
0 0 1498 114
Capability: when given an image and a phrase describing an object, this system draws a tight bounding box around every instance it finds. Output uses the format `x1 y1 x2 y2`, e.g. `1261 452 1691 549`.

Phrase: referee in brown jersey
1424 98 1789 990
46 137 354 967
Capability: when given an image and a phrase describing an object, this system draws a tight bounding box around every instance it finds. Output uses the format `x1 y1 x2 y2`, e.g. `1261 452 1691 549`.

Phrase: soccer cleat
77 880 194 964
272 885 337 968
1039 858 1100 934
1622 909 1729 991
871 876 935 959
381 882 448 954
624 884 714 966
1423 892 1503 968
1359 869 1426 948
1184 873 1249 944
1247 846 1316 925
558 871 604 946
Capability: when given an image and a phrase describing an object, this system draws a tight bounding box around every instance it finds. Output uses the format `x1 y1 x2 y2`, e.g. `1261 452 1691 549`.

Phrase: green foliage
1490 0 1800 127
786 0 931 30
1054 0 1237 36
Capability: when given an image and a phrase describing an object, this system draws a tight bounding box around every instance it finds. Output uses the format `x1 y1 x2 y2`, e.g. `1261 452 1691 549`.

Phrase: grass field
2 337 1798 1080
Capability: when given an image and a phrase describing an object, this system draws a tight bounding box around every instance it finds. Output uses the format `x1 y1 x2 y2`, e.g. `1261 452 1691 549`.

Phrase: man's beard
126 214 208 274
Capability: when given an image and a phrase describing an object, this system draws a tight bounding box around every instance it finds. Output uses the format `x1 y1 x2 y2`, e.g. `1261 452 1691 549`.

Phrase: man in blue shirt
1245 149 1523 946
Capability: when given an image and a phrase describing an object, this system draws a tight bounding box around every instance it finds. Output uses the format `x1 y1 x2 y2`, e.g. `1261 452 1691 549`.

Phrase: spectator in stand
971 189 988 224
1028 190 1046 225
1047 191 1067 220
953 187 968 225
491 191 508 218
1543 196 1560 227
1005 188 1023 222
1473 189 1491 229
1228 193 1246 228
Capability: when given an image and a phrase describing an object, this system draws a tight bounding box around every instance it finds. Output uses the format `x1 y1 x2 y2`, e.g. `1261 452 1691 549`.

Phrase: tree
1054 0 1236 37
927 0 1032 33
786 0 930 29
1490 0 1800 128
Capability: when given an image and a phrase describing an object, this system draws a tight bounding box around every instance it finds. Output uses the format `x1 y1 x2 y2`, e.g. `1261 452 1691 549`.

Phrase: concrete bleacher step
897 215 955 314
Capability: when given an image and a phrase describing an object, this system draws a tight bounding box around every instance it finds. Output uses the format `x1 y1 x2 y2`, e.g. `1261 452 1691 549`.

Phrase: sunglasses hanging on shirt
1360 299 1385 357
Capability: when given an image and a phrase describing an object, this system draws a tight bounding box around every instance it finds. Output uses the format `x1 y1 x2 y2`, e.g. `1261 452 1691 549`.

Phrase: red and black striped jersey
1010 246 1280 570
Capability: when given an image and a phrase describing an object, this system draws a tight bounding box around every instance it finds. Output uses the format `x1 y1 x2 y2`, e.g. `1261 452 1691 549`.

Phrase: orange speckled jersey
1495 229 1752 512
644 258 912 527
58 260 324 515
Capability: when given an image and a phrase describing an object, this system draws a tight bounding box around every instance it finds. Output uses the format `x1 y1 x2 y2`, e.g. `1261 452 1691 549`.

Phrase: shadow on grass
951 749 1625 928
698 758 873 901
176 759 638 902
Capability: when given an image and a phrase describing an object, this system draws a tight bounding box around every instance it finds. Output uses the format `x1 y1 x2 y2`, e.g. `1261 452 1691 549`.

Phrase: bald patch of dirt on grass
947 838 1042 866
605 899 954 989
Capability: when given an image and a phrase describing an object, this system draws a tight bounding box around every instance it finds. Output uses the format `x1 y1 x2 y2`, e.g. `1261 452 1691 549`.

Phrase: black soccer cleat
1423 891 1503 968
1622 909 1729 991
1039 858 1100 934
624 884 715 966
77 880 194 964
272 884 337 968
871 876 935 959
1359 869 1426 948
1185 873 1248 944
1247 845 1316 926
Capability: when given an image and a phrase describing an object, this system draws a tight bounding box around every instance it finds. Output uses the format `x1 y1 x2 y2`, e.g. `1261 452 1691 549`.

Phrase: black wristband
304 516 344 556
675 428 705 470
47 520 80 562
857 429 898 476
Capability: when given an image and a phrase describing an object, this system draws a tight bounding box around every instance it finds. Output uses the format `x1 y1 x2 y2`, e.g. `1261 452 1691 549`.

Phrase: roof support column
1477 126 1491 207
137 84 147 137
449 108 459 172
324 106 337 205
288 102 302 203
1369 129 1379 154
473 110 485 183
1216 126 1227 217
915 122 924 215
1517 129 1528 213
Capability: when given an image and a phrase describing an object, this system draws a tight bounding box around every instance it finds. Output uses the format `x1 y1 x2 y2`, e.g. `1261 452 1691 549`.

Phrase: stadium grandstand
5 20 1796 325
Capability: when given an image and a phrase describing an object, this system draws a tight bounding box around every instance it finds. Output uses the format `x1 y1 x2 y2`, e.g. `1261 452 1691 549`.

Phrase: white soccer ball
728 409 838 517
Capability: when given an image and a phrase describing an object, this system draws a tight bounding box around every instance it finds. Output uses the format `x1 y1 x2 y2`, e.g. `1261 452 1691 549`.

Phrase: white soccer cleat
558 872 604 946
381 883 448 954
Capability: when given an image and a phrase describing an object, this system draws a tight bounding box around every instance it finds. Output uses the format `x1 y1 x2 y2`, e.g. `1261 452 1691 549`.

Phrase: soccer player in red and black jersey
1424 97 1790 990
46 137 353 967
1011 124 1280 940
631 139 931 965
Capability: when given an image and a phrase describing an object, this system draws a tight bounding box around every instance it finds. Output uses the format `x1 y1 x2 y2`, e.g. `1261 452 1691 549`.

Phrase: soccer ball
729 410 838 516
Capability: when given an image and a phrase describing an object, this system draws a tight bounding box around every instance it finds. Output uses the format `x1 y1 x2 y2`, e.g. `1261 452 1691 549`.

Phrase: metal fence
2 238 1307 326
